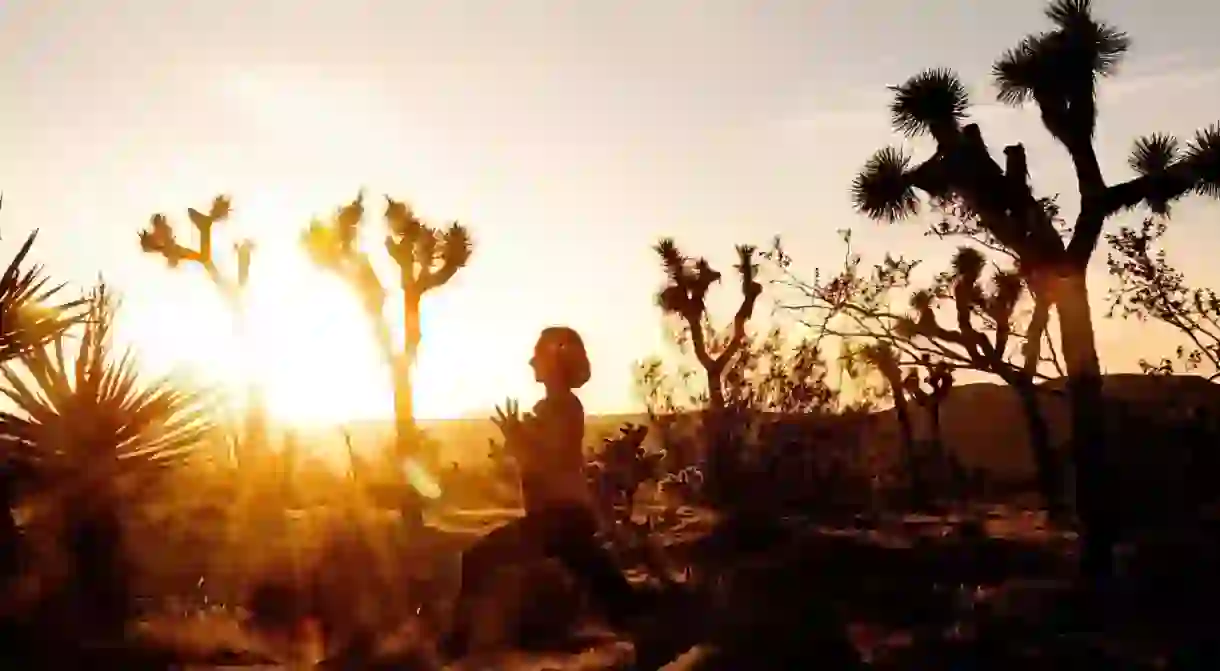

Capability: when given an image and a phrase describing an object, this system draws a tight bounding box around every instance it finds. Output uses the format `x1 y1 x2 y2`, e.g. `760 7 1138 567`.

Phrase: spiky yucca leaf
734 244 758 288
992 0 1128 108
1 230 89 364
1184 123 1220 199
888 68 970 138
441 223 473 268
1128 133 1180 177
654 238 686 283
301 218 346 270
851 147 919 222
0 286 215 488
950 246 986 281
993 37 1045 107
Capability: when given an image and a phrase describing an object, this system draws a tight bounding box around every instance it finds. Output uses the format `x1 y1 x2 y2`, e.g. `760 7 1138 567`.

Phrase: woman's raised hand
492 398 534 457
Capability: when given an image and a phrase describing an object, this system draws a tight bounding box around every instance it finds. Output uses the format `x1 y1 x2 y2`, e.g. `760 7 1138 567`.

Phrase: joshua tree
847 341 925 507
138 195 264 465
772 238 1067 517
303 193 471 524
652 238 762 504
0 286 213 637
849 0 1219 576
653 238 762 409
903 356 958 496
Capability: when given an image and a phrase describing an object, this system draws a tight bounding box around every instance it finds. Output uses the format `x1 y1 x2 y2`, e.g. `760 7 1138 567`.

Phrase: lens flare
401 457 442 500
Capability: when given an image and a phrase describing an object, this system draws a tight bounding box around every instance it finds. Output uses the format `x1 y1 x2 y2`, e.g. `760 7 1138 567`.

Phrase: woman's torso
518 393 592 513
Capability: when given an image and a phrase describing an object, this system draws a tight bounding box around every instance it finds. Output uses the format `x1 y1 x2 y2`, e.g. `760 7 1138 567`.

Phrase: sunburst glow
123 190 485 432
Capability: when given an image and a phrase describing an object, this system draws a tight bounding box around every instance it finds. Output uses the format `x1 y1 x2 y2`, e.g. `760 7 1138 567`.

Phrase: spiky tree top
898 246 1035 379
302 191 388 319
1 285 214 486
852 0 1219 272
303 191 473 315
654 238 762 367
139 195 232 268
384 196 472 295
2 224 88 364
139 195 255 297
904 355 955 407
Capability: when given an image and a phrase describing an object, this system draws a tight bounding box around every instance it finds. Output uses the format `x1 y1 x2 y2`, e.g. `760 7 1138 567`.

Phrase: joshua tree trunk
397 291 421 447
929 401 957 498
1013 380 1064 521
1054 270 1115 579
890 389 925 508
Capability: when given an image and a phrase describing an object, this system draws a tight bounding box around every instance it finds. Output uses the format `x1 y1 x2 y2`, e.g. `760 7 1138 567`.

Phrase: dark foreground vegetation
3 1 1220 668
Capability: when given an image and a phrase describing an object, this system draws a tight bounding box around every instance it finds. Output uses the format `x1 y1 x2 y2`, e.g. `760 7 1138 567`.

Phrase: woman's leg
445 517 541 656
539 506 639 627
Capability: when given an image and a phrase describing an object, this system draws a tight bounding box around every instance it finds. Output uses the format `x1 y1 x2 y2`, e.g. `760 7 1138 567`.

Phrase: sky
1 0 1219 424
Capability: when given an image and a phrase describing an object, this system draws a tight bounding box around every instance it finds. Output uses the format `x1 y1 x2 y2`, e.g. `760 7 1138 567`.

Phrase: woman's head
530 326 591 390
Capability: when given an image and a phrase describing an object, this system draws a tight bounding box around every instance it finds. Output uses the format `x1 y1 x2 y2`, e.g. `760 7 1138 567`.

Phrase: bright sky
1 0 1219 424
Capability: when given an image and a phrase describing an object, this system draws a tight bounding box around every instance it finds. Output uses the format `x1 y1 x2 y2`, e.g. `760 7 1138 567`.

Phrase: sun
241 250 396 427
126 191 482 431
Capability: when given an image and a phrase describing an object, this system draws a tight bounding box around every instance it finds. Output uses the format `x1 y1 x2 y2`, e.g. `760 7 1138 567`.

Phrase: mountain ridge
302 374 1220 478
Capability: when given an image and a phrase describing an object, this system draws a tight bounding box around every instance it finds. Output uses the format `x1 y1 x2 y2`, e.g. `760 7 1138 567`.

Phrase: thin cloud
779 56 1220 138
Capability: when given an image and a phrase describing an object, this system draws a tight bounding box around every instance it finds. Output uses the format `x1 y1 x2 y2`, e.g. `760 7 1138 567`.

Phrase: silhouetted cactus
653 239 761 409
138 195 264 466
302 192 472 476
854 341 926 508
653 239 762 507
904 356 958 499
897 247 1066 519
587 423 662 527
851 0 1220 578
0 286 214 639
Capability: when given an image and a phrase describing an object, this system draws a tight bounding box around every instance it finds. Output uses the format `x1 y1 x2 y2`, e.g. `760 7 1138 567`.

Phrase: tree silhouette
302 192 471 523
652 238 762 505
653 238 762 409
0 202 89 586
849 0 1219 577
903 356 960 499
771 237 1067 517
1 231 89 362
0 285 214 636
138 195 264 466
1106 217 1220 379
849 341 925 507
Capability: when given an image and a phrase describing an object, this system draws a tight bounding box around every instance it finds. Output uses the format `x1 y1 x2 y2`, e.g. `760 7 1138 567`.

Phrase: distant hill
309 374 1220 479
871 373 1220 479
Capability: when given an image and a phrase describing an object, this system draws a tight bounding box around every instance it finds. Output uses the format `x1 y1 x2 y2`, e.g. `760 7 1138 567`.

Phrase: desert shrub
636 327 877 514
585 423 663 525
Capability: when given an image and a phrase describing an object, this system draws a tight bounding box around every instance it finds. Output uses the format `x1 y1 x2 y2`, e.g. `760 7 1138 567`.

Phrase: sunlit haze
2 0 1219 425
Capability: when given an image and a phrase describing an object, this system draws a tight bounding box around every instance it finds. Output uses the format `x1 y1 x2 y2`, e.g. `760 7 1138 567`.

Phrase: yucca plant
0 205 89 586
1 228 89 364
0 285 214 636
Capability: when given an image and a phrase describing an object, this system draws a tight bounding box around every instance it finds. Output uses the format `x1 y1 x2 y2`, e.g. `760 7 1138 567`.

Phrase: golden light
125 187 496 437
401 457 443 500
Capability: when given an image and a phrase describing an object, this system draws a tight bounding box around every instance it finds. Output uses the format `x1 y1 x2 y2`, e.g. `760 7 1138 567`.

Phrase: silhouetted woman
443 326 639 656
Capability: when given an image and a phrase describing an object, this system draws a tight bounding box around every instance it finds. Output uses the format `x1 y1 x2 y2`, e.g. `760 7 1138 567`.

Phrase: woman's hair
534 326 591 389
